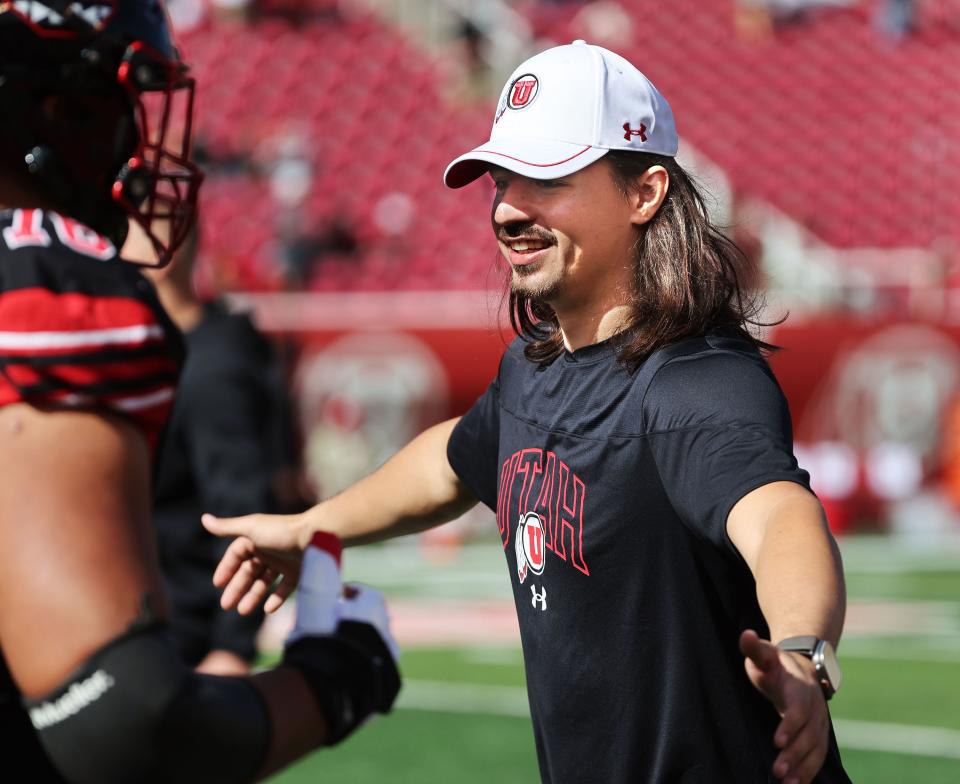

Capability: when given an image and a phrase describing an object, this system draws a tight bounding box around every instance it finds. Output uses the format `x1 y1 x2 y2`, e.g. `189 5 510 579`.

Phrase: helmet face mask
115 39 202 266
0 0 203 266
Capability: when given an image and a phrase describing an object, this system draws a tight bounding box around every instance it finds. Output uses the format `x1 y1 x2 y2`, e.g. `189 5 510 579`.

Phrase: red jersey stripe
0 287 160 324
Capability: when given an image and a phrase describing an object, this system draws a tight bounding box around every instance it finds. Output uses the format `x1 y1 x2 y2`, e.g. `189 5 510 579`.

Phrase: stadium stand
179 1 960 291
528 0 960 251
179 12 495 292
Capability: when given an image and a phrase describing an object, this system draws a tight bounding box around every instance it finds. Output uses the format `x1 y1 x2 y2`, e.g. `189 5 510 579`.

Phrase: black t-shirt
447 331 850 784
154 303 287 664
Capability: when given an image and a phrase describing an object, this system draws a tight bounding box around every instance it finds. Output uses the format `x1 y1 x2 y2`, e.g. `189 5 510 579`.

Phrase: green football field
263 535 960 783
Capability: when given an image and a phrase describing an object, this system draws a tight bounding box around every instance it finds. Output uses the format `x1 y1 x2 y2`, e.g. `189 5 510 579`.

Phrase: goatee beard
510 266 561 302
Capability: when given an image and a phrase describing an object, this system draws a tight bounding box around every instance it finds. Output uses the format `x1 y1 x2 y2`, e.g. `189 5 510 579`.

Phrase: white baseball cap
444 40 679 189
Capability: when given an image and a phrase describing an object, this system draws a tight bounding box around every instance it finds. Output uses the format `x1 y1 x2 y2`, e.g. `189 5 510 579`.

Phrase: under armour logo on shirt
531 584 547 611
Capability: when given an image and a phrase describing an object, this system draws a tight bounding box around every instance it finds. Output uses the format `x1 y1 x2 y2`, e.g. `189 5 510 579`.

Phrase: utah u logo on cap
508 74 539 109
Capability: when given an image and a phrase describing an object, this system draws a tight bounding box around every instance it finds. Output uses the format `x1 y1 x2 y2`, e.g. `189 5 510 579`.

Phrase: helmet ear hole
117 161 152 206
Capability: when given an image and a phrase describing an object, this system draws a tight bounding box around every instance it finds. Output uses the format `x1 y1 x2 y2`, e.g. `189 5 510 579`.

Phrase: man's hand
203 512 313 615
740 630 829 784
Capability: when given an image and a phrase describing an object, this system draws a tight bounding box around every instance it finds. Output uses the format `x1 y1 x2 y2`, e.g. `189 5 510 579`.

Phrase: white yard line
832 719 960 761
841 640 960 664
838 536 960 573
400 680 530 718
399 680 960 761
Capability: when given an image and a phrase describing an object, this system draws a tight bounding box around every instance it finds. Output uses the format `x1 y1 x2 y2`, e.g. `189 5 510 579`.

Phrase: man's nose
493 188 535 227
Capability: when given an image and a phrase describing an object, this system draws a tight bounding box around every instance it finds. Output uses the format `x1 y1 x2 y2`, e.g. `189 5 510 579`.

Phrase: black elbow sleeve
24 623 270 784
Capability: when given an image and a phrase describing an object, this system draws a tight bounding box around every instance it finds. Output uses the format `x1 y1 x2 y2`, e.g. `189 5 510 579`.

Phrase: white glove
286 532 343 645
286 532 399 663
338 584 400 663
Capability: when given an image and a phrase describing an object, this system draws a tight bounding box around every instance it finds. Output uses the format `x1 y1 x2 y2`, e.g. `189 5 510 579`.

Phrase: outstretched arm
727 480 846 784
310 416 476 546
204 416 478 614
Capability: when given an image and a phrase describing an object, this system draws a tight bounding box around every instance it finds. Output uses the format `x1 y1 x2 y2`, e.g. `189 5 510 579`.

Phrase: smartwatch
777 636 842 700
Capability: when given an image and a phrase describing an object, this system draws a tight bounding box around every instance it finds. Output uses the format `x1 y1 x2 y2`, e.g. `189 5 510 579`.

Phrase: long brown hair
508 151 777 372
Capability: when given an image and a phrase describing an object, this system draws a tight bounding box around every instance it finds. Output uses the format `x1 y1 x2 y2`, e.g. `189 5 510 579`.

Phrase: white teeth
509 241 546 252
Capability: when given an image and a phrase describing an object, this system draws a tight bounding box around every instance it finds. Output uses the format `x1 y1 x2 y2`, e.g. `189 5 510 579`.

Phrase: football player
0 3 399 782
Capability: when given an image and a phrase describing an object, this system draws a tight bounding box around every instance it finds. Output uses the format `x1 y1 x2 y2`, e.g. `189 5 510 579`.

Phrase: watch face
816 641 843 695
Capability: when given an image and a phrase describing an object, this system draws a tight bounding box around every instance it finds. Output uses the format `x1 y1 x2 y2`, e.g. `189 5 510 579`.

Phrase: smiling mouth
504 242 551 269
506 239 550 253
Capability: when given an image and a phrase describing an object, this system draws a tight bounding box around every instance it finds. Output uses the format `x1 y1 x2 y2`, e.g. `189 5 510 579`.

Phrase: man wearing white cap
205 41 850 784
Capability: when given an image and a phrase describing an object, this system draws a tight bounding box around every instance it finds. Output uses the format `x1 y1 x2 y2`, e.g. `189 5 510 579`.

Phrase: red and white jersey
0 208 183 454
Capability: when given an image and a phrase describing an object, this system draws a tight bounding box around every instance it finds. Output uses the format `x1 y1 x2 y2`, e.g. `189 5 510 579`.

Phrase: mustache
495 223 556 246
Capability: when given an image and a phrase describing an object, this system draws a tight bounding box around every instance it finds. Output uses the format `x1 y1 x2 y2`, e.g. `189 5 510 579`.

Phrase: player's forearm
302 417 476 547
752 494 846 647
250 667 329 780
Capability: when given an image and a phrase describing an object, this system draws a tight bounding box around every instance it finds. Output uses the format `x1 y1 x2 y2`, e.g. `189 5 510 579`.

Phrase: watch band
777 635 819 655
776 636 841 700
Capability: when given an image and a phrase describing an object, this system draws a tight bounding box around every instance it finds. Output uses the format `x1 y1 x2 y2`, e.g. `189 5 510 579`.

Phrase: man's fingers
774 703 810 749
774 707 828 783
790 738 829 784
773 713 813 775
220 558 266 611
264 574 297 613
776 718 828 784
237 567 277 616
212 536 255 589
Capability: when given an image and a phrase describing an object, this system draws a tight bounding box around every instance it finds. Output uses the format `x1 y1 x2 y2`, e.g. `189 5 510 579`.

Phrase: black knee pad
25 623 269 784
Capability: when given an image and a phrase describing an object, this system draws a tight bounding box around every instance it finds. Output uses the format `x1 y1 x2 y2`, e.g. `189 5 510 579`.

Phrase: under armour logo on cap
623 122 647 142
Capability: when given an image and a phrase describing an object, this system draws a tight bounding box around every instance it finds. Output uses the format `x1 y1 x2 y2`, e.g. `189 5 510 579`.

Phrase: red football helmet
0 0 203 265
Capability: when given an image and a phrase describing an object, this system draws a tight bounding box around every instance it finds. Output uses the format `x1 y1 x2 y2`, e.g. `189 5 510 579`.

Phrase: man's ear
628 165 669 226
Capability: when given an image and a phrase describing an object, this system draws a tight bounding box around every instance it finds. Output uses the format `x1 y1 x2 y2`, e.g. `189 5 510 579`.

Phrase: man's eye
538 179 563 188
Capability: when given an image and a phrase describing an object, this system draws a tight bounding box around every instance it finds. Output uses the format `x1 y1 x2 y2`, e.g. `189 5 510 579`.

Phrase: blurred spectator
450 14 494 101
264 129 314 209
735 0 857 36
142 225 305 674
373 190 416 260
279 213 360 287
251 125 331 284
440 1 532 103
167 0 207 33
570 1 633 49
875 0 916 40
211 0 253 25
734 0 775 41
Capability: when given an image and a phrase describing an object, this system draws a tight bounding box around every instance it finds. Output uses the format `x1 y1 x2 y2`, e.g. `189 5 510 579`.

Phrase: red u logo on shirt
498 448 590 577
